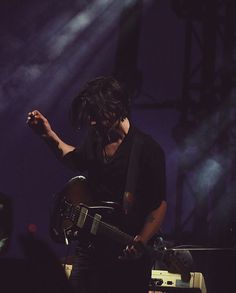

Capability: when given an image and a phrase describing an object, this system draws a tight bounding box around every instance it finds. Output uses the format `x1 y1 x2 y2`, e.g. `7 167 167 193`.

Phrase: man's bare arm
136 200 167 245
27 110 75 158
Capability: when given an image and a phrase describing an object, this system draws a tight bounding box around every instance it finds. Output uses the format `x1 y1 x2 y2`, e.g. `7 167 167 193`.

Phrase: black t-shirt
63 124 166 235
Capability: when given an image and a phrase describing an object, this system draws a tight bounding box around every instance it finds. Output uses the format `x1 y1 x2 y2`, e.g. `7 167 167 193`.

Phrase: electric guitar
50 176 191 282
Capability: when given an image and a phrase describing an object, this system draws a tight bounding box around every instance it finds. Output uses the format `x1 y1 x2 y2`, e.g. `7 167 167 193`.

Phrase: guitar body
50 176 191 281
50 176 122 244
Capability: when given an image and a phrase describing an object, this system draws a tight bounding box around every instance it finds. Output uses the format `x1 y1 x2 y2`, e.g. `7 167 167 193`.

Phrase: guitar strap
123 131 144 215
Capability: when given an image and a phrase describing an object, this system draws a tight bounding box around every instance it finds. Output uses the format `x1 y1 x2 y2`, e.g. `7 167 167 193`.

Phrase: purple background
0 1 235 291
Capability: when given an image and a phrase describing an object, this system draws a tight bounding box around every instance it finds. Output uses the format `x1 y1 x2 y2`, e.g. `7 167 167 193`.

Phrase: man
27 76 167 293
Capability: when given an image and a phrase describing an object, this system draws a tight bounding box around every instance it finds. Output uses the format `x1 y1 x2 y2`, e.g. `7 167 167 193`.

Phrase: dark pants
69 244 152 293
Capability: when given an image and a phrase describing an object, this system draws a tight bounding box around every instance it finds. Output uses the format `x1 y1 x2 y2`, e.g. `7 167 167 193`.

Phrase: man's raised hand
27 110 52 137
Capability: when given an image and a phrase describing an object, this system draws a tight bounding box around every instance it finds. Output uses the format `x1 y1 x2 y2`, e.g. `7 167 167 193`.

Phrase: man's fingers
27 110 45 124
118 244 142 260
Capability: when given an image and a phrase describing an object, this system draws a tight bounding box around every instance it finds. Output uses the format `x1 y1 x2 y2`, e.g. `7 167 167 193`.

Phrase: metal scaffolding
132 0 236 244
172 0 236 244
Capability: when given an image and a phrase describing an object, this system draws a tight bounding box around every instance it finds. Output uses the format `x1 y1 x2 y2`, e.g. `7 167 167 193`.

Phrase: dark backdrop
0 1 235 292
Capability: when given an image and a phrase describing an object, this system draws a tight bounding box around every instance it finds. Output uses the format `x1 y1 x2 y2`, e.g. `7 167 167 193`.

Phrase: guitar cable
62 228 71 273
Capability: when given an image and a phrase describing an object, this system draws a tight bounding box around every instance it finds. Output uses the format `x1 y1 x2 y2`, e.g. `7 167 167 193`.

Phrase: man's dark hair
70 76 130 129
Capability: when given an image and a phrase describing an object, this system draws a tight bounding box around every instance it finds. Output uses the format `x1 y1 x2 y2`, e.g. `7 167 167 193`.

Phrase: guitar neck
98 221 134 246
98 220 191 282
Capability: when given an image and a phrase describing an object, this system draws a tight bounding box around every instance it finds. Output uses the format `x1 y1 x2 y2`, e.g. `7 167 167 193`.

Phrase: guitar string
64 206 189 273
65 203 133 243
65 203 169 250
65 206 236 253
63 204 188 274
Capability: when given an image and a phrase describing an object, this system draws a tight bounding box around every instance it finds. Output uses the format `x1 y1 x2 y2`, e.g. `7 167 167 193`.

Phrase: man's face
89 113 119 139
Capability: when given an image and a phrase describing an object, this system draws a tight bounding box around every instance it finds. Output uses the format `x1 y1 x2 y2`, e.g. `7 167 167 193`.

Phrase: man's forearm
137 200 167 244
42 130 75 158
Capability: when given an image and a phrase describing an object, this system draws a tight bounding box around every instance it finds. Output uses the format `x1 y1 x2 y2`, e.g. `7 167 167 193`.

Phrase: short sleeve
62 148 88 171
62 130 96 171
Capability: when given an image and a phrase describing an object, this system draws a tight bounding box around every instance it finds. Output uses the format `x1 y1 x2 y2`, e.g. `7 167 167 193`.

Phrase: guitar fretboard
97 220 134 246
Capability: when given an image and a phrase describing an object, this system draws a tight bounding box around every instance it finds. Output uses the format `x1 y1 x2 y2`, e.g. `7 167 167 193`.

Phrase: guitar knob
74 231 79 237
66 230 72 235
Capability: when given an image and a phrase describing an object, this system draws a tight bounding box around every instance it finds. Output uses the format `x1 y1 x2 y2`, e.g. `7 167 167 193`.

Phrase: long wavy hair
70 76 130 129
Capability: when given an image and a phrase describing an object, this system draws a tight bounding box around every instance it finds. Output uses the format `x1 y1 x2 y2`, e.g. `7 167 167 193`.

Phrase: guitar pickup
90 213 102 235
77 206 88 228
